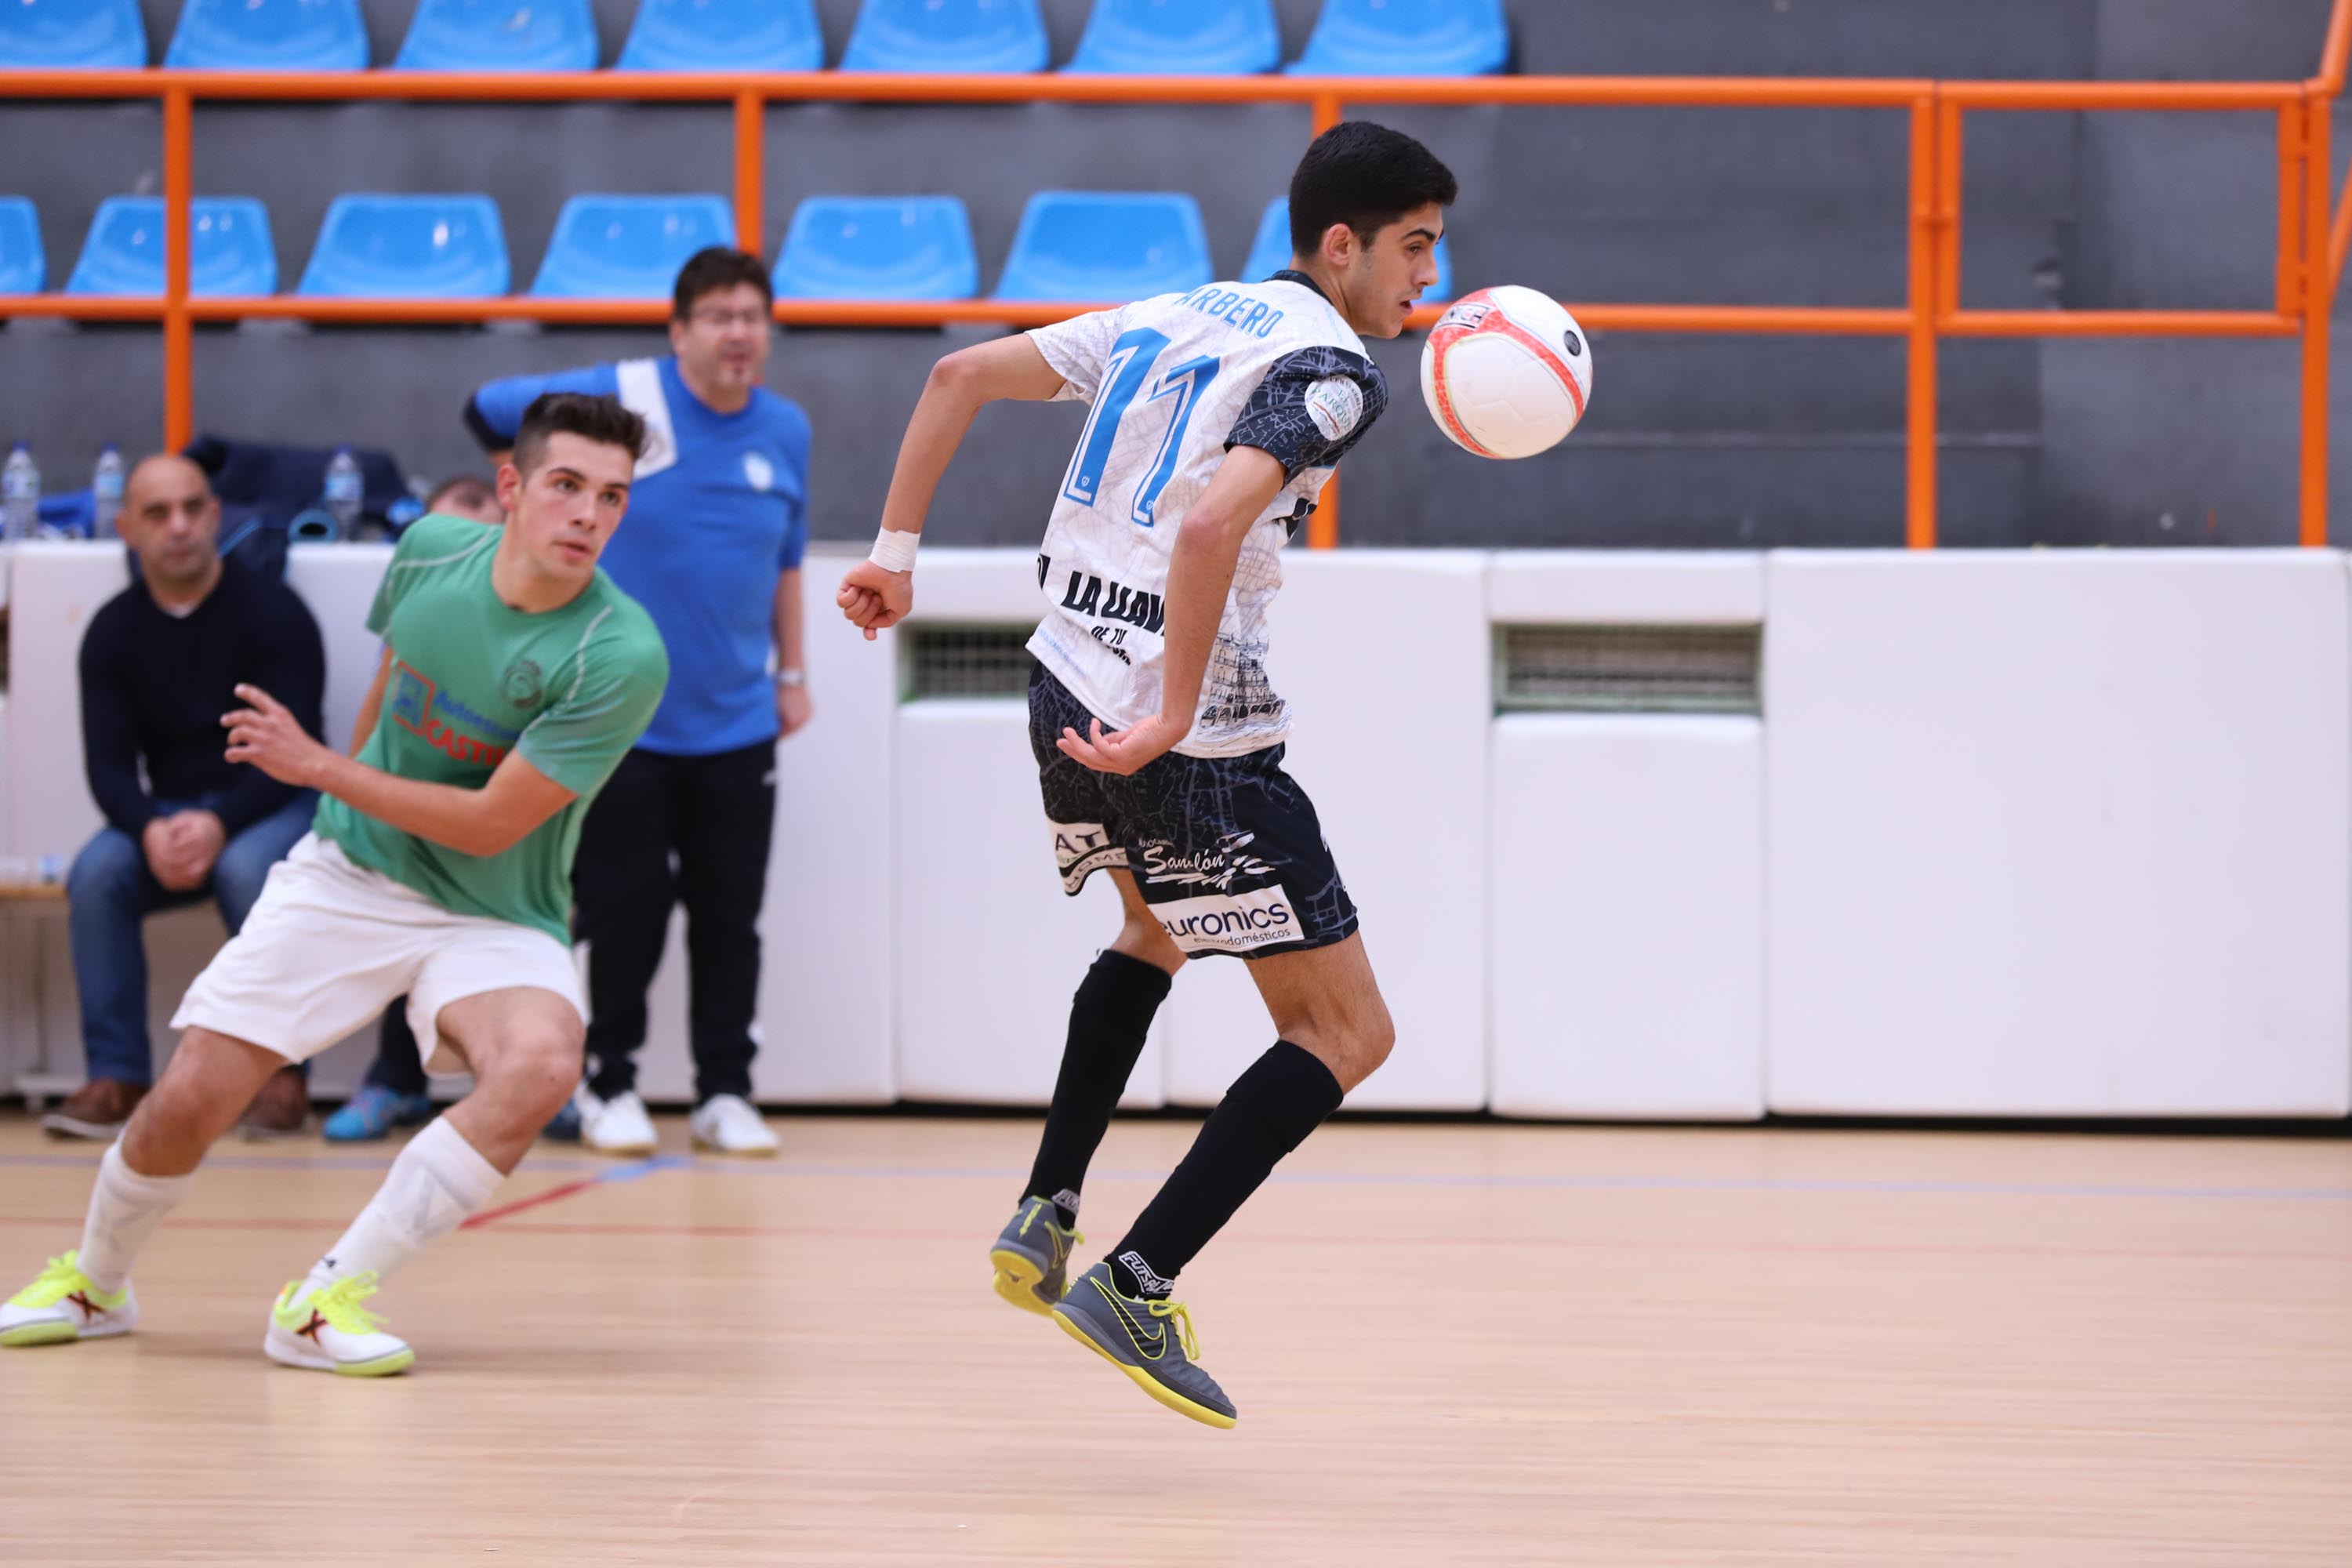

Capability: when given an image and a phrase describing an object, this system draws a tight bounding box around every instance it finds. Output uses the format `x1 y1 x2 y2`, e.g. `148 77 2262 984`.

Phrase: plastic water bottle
2 444 38 543
322 446 363 542
91 444 125 539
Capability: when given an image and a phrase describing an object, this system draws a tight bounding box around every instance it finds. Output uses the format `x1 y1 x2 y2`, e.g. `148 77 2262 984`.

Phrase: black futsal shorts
1027 662 1359 961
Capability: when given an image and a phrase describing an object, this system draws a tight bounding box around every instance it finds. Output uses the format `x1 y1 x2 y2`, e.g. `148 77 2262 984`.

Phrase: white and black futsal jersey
1025 269 1387 758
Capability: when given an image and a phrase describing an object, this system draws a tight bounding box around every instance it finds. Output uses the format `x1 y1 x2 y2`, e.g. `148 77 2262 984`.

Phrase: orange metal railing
2 0 2350 548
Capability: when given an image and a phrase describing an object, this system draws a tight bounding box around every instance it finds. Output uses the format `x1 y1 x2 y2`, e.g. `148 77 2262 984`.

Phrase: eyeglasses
688 307 771 331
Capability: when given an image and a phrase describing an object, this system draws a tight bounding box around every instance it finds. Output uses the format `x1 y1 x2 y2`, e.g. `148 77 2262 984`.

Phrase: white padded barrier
1489 716 1764 1119
0 557 16 1088
5 543 132 866
756 548 899 1102
1485 550 1767 624
1160 551 1491 1111
1484 553 1767 1120
630 547 897 1105
889 550 1165 1106
0 742 12 1090
13 539 2352 1119
1765 550 2352 1116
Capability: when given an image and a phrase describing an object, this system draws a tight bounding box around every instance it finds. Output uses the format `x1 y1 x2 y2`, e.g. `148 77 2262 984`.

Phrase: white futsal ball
1419 285 1593 459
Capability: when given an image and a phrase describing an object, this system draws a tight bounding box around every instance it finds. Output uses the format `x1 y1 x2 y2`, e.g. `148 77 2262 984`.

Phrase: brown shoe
235 1065 313 1142
41 1079 149 1141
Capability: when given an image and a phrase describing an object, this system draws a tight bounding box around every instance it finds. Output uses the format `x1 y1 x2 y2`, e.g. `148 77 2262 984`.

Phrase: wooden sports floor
1 1111 2347 1566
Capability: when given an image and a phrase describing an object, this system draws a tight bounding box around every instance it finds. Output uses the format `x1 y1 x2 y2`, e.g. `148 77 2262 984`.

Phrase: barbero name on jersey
1173 285 1287 340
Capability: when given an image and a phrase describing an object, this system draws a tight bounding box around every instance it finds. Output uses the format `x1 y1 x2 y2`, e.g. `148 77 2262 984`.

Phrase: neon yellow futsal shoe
989 1196 1082 1317
1052 1261 1238 1429
0 1252 136 1347
265 1272 415 1377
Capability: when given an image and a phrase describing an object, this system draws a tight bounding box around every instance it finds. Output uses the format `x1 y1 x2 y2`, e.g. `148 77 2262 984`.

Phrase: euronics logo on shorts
1155 885 1298 954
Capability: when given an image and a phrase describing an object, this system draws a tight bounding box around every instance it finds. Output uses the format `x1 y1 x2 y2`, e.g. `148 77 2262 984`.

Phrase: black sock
1109 1040 1342 1299
1024 949 1174 1229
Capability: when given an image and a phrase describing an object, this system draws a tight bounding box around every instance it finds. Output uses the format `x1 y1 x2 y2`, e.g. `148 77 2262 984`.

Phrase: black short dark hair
672 246 774 321
424 474 497 514
513 393 647 475
1288 120 1458 261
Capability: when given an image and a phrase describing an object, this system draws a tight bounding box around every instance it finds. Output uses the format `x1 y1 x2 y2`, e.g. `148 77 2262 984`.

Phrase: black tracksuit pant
572 741 776 1105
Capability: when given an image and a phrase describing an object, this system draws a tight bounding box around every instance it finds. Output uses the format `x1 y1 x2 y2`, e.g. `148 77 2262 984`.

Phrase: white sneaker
689 1094 780 1157
581 1088 658 1156
2 1252 136 1346
265 1273 413 1377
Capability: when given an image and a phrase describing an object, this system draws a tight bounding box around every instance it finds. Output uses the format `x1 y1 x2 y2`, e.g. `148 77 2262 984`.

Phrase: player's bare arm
837 335 1071 640
1056 445 1289 777
223 682 575 857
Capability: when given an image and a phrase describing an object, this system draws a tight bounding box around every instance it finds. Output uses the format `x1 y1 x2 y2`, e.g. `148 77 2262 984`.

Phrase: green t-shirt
315 514 670 941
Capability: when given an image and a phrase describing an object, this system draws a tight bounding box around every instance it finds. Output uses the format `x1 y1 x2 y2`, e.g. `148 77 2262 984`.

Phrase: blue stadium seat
0 0 146 67
618 0 822 71
298 194 510 298
1065 0 1276 74
841 0 1047 73
530 194 737 299
66 197 278 296
394 0 597 71
1242 195 1450 296
0 200 45 294
995 191 1211 302
775 196 978 300
1287 0 1507 76
166 0 367 70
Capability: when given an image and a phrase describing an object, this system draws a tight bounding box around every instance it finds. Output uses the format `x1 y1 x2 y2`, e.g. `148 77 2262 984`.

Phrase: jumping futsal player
1 394 668 1375
837 122 1457 1427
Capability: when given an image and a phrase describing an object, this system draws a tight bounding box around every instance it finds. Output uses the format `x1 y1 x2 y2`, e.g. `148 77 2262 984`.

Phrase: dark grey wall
5 1 2350 547
2093 0 2335 78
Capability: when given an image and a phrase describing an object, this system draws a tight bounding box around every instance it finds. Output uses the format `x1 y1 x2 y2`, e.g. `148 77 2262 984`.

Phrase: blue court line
4 1151 2346 1203
668 1160 2352 1205
595 1154 688 1185
459 1153 681 1229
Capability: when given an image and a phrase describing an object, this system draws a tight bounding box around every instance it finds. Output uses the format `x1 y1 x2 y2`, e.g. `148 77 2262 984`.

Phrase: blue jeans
67 793 318 1085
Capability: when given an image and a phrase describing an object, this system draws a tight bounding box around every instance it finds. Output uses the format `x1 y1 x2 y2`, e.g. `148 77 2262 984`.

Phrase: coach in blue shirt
464 249 810 1157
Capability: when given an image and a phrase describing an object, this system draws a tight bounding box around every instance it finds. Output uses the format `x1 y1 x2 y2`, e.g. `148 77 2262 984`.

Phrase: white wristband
869 528 920 575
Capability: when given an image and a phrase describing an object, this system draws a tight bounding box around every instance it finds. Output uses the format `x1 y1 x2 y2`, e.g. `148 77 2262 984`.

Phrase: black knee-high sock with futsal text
1109 1040 1343 1299
1023 949 1174 1228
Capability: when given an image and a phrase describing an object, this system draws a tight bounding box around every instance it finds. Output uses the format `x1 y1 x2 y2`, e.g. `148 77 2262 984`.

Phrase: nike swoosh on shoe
1098 1283 1167 1359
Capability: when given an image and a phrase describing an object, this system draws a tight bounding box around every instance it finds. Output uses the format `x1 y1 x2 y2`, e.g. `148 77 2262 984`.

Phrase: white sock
78 1142 195 1294
306 1117 503 1294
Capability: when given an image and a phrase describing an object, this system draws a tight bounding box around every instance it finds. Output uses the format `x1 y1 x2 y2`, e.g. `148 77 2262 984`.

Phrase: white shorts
172 833 585 1075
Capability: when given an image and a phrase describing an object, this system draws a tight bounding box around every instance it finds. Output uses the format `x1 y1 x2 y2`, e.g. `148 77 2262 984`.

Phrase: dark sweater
78 557 327 838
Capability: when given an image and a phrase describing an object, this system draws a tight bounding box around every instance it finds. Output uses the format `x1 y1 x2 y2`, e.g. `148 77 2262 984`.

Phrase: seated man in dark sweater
42 456 328 1142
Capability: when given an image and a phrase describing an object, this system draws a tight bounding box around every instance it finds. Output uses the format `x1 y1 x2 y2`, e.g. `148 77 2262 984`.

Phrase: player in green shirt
2 394 669 1375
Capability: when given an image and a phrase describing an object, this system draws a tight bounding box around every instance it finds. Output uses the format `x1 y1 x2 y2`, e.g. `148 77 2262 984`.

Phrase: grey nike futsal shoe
1051 1261 1237 1429
989 1197 1081 1317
